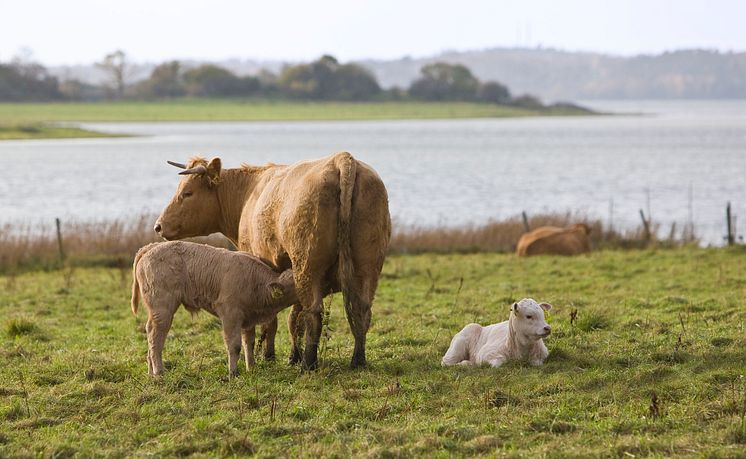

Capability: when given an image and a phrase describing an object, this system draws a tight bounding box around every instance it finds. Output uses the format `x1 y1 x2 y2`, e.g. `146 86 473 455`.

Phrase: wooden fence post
521 211 530 233
55 218 66 262
726 202 734 246
639 209 651 242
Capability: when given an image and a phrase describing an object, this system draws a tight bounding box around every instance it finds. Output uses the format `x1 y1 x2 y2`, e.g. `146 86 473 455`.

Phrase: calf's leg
147 310 174 376
260 317 277 361
241 327 256 370
441 332 471 367
221 317 243 378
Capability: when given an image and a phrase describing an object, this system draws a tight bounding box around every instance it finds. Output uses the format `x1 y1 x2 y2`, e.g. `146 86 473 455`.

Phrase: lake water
1 100 745 245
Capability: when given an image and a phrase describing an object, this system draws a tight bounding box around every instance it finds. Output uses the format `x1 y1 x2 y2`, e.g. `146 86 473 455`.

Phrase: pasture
1 248 745 457
0 99 592 125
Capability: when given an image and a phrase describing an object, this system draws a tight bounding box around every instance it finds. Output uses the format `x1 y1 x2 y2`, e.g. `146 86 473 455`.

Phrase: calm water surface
1 100 744 245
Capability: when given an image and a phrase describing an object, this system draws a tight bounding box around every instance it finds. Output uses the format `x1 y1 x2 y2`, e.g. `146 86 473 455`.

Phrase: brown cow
131 241 298 377
154 152 391 370
516 223 592 256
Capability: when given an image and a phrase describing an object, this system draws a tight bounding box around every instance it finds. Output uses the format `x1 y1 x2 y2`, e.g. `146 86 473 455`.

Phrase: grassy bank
1 248 745 457
0 99 594 125
0 124 121 140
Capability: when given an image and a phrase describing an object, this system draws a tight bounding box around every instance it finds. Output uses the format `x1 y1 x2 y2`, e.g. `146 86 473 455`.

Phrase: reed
0 212 695 273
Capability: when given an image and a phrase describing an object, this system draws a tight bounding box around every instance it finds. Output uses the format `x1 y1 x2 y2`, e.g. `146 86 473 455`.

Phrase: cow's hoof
288 348 302 365
263 352 276 362
301 359 318 372
350 358 367 369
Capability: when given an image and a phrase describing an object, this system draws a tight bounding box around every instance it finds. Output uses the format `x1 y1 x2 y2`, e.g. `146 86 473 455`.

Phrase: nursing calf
442 298 552 368
131 241 297 377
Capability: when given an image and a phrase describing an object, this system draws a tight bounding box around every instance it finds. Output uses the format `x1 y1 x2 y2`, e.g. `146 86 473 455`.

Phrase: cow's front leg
296 281 323 372
287 304 304 365
303 309 322 371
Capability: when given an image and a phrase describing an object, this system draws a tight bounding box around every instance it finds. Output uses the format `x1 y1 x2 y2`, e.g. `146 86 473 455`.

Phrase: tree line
1 50 547 107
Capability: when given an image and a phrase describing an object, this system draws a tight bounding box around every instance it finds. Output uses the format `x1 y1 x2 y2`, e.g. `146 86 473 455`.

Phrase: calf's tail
131 243 158 315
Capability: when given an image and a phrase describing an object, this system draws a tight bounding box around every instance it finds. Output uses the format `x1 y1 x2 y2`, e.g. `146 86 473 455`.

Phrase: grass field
2 248 745 457
0 124 122 141
0 99 593 125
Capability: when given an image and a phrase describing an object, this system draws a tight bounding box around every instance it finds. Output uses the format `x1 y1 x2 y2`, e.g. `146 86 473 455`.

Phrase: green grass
2 248 745 457
0 99 593 124
0 124 120 140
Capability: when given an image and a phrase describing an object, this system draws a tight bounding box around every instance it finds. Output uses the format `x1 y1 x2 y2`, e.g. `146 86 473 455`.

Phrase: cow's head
510 298 552 340
155 157 223 240
573 223 592 235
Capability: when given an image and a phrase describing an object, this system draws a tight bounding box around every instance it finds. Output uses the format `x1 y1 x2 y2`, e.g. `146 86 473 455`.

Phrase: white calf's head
510 298 552 340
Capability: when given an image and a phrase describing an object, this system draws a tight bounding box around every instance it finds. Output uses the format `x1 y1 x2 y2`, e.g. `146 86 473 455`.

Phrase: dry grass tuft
0 212 695 273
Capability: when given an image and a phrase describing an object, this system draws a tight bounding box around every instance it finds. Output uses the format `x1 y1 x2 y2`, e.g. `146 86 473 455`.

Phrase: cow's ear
206 157 222 186
539 302 552 311
269 282 285 299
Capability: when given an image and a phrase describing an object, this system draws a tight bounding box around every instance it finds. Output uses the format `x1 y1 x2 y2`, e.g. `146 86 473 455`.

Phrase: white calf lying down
442 298 552 368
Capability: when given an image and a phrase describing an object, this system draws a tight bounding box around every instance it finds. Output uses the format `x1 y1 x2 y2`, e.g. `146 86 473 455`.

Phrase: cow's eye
526 315 533 319
182 191 193 198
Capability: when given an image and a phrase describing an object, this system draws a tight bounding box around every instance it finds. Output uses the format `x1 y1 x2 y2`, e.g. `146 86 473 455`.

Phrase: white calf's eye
526 315 533 319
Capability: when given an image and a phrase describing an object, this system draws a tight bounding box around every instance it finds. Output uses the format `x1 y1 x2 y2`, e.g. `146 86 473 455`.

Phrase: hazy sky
2 0 744 65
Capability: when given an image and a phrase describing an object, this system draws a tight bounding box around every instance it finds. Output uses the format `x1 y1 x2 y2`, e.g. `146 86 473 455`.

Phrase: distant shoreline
0 99 597 140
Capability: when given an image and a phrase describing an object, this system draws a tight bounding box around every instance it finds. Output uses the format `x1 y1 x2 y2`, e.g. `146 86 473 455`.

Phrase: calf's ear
539 303 552 311
268 282 285 299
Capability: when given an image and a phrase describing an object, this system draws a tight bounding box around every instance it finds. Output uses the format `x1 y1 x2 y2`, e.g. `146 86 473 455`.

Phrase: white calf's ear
269 282 285 299
539 303 552 311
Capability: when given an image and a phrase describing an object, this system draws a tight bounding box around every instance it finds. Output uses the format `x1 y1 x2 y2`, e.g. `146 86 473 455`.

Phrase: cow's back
521 227 590 256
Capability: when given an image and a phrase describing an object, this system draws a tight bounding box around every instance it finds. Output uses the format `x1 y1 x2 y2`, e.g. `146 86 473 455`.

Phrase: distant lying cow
131 241 297 377
441 298 552 368
516 223 592 256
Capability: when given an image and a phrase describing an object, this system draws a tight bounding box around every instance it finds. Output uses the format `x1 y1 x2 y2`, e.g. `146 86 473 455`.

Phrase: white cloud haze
2 0 744 65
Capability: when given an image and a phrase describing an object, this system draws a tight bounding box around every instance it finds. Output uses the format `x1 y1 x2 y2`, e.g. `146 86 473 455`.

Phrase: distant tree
333 63 381 100
58 79 106 101
183 64 259 97
0 56 61 101
510 94 544 109
137 61 185 98
97 50 131 99
477 81 511 104
278 55 380 100
408 62 480 101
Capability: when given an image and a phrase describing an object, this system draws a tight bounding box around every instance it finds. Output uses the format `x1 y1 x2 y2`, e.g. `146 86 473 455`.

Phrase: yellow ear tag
271 286 284 299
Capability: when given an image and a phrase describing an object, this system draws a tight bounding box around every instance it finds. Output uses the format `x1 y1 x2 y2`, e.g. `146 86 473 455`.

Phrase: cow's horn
167 160 187 169
179 165 207 175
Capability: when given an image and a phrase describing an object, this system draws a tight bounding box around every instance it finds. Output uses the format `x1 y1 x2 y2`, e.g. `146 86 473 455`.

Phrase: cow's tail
335 152 359 326
131 243 157 315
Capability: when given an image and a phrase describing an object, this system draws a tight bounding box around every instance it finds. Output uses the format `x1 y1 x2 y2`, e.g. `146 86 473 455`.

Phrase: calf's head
510 298 552 340
269 269 298 306
155 157 223 240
